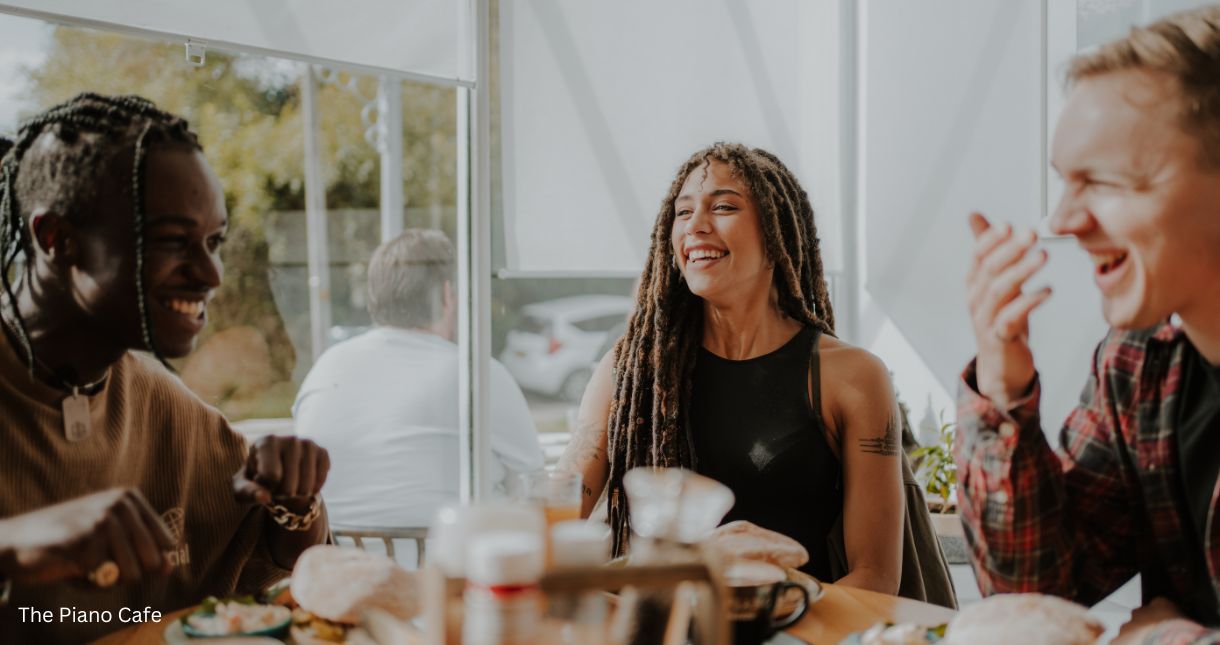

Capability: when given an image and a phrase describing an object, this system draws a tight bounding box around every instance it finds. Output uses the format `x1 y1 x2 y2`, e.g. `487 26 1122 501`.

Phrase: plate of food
840 592 1105 645
288 545 419 644
165 545 419 643
168 596 291 641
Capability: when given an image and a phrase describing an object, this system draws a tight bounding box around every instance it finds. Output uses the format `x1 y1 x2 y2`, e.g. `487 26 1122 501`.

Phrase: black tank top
690 326 842 580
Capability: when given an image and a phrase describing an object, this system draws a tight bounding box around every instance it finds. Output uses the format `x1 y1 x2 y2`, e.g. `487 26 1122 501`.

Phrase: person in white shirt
293 229 544 531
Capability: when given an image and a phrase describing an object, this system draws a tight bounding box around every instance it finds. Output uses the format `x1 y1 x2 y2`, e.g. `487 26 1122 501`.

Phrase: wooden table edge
783 582 957 645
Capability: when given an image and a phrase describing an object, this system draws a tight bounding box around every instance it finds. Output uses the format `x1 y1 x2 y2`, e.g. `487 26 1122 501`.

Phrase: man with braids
560 143 907 595
0 93 330 642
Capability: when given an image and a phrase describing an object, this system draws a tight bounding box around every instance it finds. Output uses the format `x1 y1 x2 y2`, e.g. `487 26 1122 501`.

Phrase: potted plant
911 414 968 564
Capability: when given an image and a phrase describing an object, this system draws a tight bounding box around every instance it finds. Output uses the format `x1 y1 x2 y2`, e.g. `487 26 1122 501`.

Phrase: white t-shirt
293 327 544 528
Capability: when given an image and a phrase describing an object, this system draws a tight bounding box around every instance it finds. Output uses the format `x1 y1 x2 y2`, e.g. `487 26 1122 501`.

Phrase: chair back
330 524 429 567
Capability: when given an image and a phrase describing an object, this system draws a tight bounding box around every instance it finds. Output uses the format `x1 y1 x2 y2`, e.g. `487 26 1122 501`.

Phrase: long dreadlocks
605 143 836 555
0 92 202 377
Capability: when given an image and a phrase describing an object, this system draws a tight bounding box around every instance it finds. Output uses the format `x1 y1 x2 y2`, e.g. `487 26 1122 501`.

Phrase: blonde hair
367 228 454 328
1067 5 1220 167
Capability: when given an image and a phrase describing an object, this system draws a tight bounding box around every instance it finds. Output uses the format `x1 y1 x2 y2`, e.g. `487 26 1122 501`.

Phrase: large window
0 15 457 421
491 277 634 465
0 13 498 557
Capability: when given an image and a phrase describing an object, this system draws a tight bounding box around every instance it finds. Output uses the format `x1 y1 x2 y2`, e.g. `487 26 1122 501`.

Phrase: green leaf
199 597 219 614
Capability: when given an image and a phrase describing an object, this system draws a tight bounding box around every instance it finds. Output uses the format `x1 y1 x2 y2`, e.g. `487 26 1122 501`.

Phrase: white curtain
499 0 839 274
861 0 1108 428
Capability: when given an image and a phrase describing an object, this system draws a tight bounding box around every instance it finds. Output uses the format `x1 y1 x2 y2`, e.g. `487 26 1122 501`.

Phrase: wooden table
93 583 955 644
784 583 956 644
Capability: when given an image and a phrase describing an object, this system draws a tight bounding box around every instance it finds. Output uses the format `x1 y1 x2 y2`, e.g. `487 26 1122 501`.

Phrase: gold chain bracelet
264 495 322 531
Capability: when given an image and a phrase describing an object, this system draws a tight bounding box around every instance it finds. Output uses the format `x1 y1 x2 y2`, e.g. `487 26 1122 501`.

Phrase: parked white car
500 295 632 402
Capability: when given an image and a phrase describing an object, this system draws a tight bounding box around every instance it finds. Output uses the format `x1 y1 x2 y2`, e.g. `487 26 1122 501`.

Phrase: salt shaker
462 531 545 645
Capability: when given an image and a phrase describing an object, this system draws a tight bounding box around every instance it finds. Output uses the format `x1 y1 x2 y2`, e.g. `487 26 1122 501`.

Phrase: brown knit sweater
0 333 289 643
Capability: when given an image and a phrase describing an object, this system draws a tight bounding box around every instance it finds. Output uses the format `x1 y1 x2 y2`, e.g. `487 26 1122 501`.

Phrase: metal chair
330 524 429 567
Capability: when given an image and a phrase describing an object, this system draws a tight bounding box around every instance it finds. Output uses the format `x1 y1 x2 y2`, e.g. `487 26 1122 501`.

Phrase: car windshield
518 314 551 335
571 313 626 333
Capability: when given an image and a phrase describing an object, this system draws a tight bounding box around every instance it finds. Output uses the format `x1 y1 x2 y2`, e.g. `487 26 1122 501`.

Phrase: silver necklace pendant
62 386 91 442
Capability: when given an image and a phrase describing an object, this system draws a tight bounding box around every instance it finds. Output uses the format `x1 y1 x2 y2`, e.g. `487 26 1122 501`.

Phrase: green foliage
912 412 957 512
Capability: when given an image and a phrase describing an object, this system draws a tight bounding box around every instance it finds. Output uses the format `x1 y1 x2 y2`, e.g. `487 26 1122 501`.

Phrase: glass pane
493 278 636 467
4 23 311 421
571 313 631 334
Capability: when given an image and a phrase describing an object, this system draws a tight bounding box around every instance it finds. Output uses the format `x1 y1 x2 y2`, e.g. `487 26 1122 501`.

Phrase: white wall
855 0 1216 434
857 0 1108 437
499 0 831 275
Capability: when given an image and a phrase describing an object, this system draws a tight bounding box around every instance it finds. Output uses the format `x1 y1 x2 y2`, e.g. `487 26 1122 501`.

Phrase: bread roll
705 520 810 570
290 545 420 624
943 593 1103 645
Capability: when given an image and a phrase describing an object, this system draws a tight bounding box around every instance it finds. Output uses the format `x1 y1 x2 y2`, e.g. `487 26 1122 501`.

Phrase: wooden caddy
422 561 731 645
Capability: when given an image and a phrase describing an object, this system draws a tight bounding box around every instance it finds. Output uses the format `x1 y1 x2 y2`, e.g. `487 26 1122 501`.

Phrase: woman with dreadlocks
559 143 904 594
0 93 329 642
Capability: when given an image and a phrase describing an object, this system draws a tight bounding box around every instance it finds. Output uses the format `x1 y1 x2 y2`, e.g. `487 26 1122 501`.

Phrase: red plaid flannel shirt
956 321 1220 644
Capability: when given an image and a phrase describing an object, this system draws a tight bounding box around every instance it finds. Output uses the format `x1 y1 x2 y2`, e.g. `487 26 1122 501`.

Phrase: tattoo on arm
558 418 607 496
564 423 605 463
857 415 900 457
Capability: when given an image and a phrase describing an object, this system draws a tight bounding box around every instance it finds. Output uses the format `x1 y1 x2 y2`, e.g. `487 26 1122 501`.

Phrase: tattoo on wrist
858 417 900 457
582 484 594 498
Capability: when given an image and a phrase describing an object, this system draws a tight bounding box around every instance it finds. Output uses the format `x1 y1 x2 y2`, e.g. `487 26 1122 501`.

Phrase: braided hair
605 143 835 555
0 92 202 375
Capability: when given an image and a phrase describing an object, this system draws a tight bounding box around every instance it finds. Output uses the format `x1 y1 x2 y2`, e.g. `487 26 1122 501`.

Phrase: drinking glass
518 470 583 529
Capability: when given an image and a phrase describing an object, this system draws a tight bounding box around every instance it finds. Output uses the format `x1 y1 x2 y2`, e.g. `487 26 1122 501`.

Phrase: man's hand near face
965 212 1053 409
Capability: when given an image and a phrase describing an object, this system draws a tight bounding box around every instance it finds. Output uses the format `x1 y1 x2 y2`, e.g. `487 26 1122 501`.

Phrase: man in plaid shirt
956 6 1220 644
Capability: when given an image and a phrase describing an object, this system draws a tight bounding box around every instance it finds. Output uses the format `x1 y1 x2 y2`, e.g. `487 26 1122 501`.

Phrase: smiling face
1048 69 1220 329
72 146 228 358
670 160 772 305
